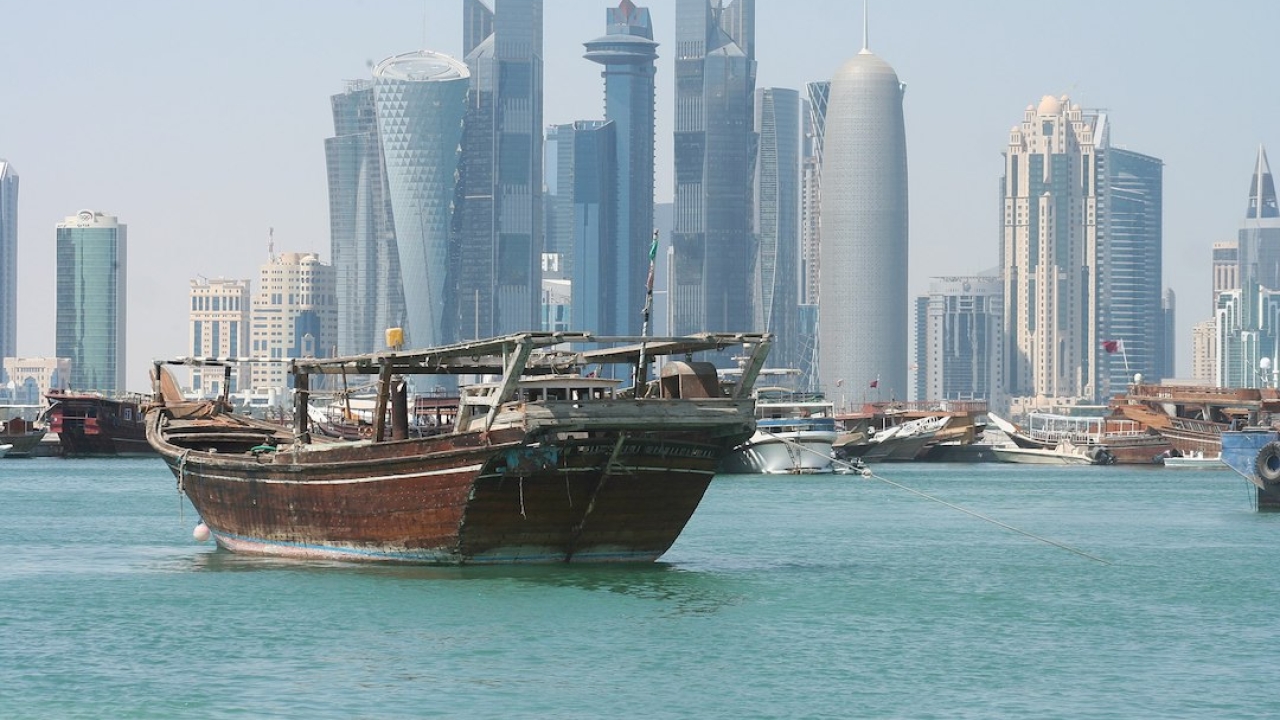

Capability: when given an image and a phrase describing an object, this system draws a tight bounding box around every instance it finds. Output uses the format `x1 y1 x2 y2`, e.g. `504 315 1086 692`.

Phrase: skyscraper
55 210 127 392
456 0 544 339
798 81 829 391
584 0 658 336
753 87 800 370
1215 147 1280 388
819 30 908 400
0 161 15 365
1000 97 1165 403
801 81 829 309
548 121 618 335
372 50 470 350
249 251 337 391
1104 147 1165 392
326 80 404 358
916 274 1003 402
672 0 756 338
188 277 251 398
1001 96 1102 404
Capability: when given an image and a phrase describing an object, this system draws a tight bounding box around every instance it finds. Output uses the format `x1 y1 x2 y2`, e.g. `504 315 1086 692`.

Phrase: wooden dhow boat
146 332 771 565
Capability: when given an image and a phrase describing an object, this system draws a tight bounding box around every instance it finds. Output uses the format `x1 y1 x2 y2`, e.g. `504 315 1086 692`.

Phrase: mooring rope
756 428 1112 565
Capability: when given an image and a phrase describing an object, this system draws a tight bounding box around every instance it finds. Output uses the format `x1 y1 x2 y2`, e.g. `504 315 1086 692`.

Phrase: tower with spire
818 7 908 407
584 0 658 336
1214 146 1280 387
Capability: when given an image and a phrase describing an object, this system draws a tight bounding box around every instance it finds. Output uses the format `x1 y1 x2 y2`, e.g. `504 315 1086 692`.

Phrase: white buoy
193 522 211 542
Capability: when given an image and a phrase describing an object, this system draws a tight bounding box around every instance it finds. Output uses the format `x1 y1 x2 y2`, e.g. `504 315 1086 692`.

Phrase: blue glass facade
457 0 544 340
753 87 800 370
553 121 617 334
55 211 126 392
326 81 405 357
372 51 469 350
1104 148 1164 394
585 0 658 336
672 0 756 339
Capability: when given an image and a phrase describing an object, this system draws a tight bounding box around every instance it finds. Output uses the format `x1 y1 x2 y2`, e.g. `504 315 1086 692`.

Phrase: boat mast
636 230 660 391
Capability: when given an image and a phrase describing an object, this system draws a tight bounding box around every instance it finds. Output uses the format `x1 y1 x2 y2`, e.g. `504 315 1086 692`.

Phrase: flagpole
636 230 660 393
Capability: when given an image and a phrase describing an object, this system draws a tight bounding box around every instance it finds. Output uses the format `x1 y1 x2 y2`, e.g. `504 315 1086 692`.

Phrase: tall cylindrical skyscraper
819 41 908 407
372 50 469 351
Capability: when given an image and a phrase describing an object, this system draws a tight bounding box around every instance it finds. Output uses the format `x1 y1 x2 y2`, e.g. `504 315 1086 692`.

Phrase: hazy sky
3 0 1277 391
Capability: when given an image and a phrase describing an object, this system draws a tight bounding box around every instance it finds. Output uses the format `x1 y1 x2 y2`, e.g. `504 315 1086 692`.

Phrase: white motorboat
991 440 1108 465
1161 450 1226 470
721 371 837 474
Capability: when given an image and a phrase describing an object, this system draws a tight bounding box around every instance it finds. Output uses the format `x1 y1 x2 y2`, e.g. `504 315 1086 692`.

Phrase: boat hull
0 429 47 458
723 430 837 474
152 410 748 564
991 446 1098 465
1220 429 1280 510
46 393 153 457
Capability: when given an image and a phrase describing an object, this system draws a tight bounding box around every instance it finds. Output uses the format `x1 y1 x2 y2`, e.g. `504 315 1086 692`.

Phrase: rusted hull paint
159 430 730 564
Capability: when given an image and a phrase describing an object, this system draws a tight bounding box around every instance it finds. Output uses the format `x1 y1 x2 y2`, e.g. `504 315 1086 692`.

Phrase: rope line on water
756 428 1112 565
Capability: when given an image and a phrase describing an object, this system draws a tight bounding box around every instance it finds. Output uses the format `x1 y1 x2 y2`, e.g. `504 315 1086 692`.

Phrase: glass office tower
55 210 127 392
672 0 756 338
753 87 800 370
456 0 544 339
326 80 404 358
584 0 658 335
372 50 470 350
1105 147 1165 394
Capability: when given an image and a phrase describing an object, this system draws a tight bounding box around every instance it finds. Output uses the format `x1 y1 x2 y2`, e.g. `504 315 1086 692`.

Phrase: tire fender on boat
1255 441 1280 485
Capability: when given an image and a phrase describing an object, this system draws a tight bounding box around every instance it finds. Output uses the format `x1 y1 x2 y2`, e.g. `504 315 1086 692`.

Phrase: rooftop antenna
861 0 869 52
268 227 275 260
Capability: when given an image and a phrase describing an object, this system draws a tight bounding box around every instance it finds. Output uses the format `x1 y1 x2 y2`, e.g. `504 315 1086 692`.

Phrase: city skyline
3 1 1278 390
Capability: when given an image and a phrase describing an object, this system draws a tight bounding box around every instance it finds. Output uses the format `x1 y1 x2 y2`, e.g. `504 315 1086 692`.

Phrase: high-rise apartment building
584 0 658 336
372 50 470 350
0 161 16 365
1001 96 1101 404
249 252 336 391
671 0 756 339
326 80 404 358
753 87 800 370
457 0 544 339
1192 318 1216 384
916 274 1003 403
1001 98 1165 404
55 210 126 392
188 278 251 398
819 34 908 400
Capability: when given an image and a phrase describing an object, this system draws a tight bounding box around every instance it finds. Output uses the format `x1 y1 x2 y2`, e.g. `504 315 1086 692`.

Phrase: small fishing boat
1161 450 1226 470
146 331 772 564
991 440 1110 465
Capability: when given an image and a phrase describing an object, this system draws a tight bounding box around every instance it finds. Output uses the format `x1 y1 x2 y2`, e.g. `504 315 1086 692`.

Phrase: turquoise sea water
2 457 1278 719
